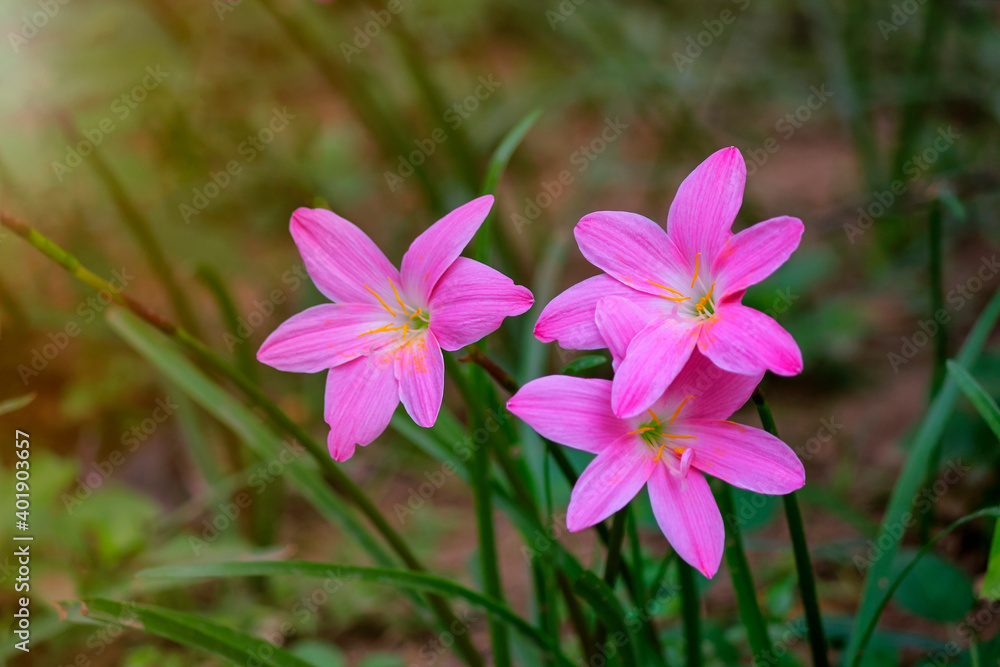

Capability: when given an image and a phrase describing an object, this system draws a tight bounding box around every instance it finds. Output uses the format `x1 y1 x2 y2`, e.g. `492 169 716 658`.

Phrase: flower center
358 277 430 342
645 252 717 320
626 397 697 465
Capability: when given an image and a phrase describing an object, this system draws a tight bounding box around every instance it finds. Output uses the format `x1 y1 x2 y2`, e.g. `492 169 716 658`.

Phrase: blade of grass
752 389 829 667
140 561 575 667
844 287 1000 663
947 360 1000 600
849 507 1000 666
64 598 313 667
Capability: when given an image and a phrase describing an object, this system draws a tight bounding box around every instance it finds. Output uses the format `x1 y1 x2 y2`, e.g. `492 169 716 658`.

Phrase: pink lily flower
258 195 533 461
507 306 805 577
534 147 804 418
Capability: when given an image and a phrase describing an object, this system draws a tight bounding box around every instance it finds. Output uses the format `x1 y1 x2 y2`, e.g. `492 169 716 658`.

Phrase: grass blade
140 561 575 667
844 287 1000 663
64 598 312 667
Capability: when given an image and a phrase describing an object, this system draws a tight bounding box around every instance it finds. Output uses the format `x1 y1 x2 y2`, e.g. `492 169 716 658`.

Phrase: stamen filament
647 279 683 296
663 434 697 439
653 443 667 461
357 323 404 337
673 446 687 456
647 409 660 426
691 253 701 288
365 284 397 317
668 395 695 424
387 276 409 316
627 426 655 435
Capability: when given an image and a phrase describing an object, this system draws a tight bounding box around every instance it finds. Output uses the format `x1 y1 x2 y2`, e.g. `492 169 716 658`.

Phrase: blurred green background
1 0 999 664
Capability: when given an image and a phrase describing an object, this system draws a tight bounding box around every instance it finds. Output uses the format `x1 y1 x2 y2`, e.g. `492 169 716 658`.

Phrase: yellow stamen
691 253 701 288
668 395 694 425
357 323 404 337
387 276 409 316
673 446 687 456
365 284 397 317
647 409 660 426
653 443 667 461
695 282 716 312
663 434 697 439
647 279 683 296
627 426 655 435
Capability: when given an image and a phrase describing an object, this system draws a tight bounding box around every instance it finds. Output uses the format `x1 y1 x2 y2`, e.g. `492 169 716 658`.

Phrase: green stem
678 561 701 667
751 389 829 667
714 482 773 661
1 212 484 667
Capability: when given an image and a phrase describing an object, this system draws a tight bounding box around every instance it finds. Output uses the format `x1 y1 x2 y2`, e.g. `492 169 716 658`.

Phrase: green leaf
0 393 35 415
891 550 975 622
560 354 609 377
63 598 313 667
139 561 575 667
851 506 1000 664
845 288 1000 665
105 309 394 568
480 107 543 198
290 640 346 667
948 361 1000 440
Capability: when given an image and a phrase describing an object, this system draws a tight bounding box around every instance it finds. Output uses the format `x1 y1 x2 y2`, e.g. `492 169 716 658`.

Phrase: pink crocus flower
258 195 533 461
507 298 804 577
534 147 804 418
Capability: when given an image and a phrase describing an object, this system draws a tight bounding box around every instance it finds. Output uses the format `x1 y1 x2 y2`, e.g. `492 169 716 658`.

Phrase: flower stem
751 388 829 667
678 561 701 667
2 212 485 667
714 482 773 660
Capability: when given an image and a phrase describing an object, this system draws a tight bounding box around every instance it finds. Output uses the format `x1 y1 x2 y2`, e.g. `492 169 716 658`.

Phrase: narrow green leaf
139 561 575 667
560 354 609 377
850 507 1000 665
845 288 1000 664
106 308 394 568
480 107 543 198
948 361 1000 440
64 598 312 667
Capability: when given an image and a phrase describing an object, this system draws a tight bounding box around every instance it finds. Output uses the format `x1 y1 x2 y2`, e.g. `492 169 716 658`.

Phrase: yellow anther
647 409 660 426
653 443 667 461
387 276 409 316
691 253 701 288
668 395 694 425
663 434 697 440
365 284 397 317
627 426 655 435
673 446 687 456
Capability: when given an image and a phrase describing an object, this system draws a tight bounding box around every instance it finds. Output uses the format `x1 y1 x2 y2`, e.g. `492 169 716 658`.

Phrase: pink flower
534 147 804 418
258 195 533 461
506 337 804 578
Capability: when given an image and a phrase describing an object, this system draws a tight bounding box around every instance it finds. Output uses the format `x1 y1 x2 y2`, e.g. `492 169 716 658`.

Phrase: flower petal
656 349 763 421
595 296 651 370
257 304 394 373
666 147 746 260
325 354 399 461
575 211 690 296
400 195 494 303
395 331 445 428
535 275 664 350
566 435 656 531
507 376 627 454
647 465 724 578
698 303 803 376
429 258 533 351
612 319 699 418
713 216 804 297
290 207 401 306
680 420 805 494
